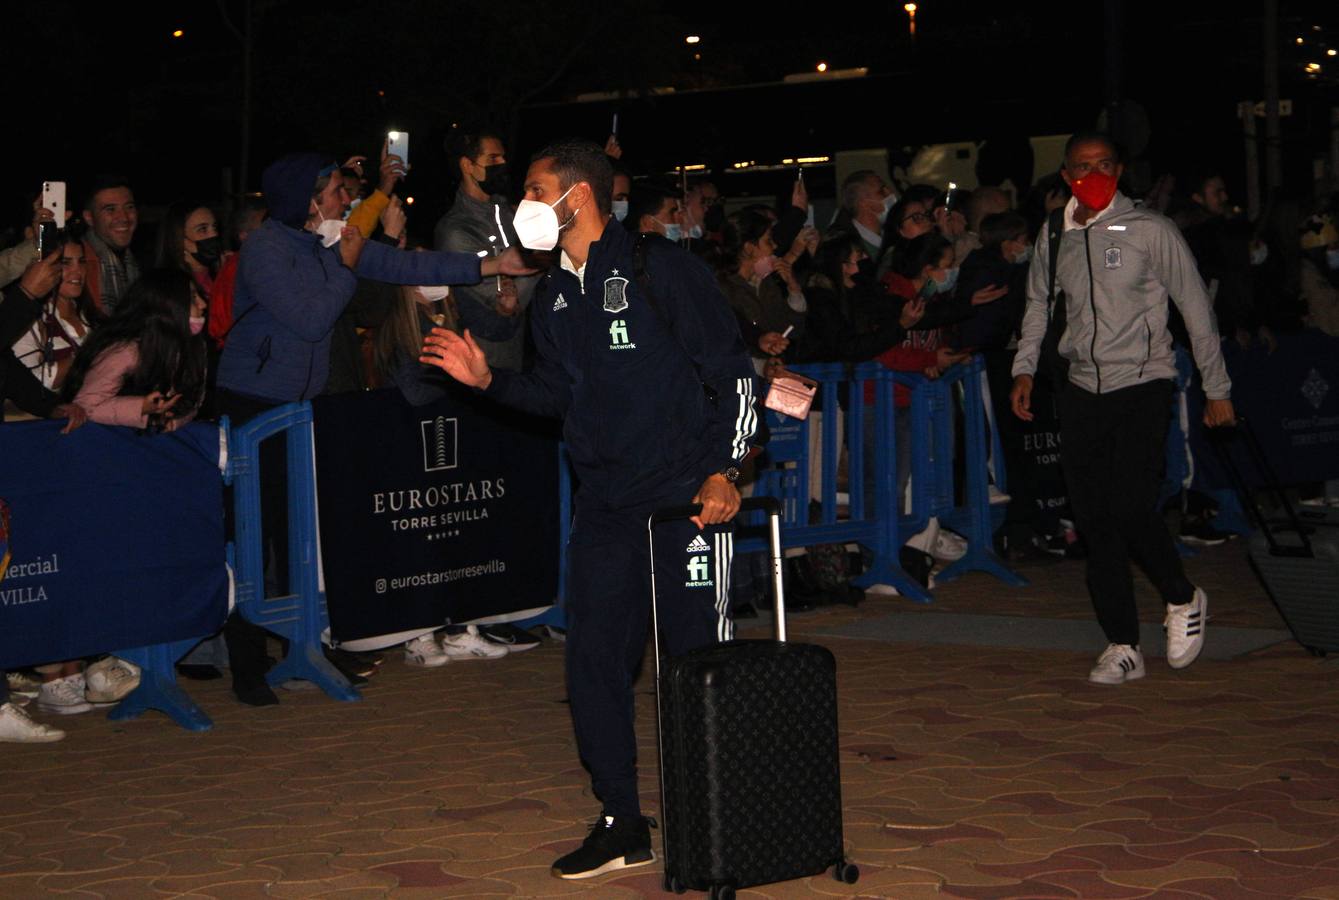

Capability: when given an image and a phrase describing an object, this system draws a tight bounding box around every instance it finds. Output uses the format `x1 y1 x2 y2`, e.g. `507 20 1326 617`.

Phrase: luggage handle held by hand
648 497 787 665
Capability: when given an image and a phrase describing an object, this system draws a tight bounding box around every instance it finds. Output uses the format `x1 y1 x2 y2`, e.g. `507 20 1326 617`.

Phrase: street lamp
172 29 184 38
904 3 917 39
686 35 701 45
817 62 828 73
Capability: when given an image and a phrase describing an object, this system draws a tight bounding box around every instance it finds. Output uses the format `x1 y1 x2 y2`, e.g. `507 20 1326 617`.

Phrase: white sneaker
1089 644 1146 685
6 672 40 698
1165 588 1208 670
0 703 65 743
85 657 141 705
988 485 1012 505
441 626 509 660
37 674 94 715
403 634 450 668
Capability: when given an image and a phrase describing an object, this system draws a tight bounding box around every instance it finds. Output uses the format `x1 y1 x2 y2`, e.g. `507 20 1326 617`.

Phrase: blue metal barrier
926 358 1027 587
749 362 932 602
225 402 358 702
747 357 1024 601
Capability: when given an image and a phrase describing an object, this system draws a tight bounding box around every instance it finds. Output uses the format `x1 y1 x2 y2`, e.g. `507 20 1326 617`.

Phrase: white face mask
687 223 704 240
1250 242 1269 266
314 210 344 248
417 285 450 303
512 184 579 251
611 199 629 222
876 193 896 225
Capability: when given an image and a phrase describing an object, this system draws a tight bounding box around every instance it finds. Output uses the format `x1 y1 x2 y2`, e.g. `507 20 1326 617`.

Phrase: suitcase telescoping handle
647 496 787 669
1209 417 1313 559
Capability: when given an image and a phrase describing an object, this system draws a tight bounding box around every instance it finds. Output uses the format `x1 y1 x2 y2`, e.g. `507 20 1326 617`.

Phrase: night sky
7 0 1337 237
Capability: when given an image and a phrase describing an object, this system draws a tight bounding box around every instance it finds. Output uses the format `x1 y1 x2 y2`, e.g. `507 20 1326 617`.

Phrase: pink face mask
189 316 206 336
752 254 776 279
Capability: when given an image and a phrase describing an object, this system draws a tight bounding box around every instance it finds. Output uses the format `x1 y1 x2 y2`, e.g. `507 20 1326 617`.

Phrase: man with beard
421 139 758 880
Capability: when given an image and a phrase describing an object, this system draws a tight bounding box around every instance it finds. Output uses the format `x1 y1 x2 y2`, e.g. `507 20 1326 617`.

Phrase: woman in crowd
154 202 224 299
11 230 102 394
25 270 207 715
64 268 207 431
716 208 807 372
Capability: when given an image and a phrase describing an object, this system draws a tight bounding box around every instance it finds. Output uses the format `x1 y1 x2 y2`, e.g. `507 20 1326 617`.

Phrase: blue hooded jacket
217 153 486 402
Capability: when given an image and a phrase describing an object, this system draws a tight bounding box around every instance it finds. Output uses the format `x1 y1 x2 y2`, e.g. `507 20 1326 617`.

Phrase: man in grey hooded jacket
1010 132 1235 686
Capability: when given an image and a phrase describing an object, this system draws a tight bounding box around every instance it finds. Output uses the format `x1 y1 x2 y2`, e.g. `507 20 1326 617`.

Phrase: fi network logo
420 416 459 472
685 554 713 588
608 319 636 350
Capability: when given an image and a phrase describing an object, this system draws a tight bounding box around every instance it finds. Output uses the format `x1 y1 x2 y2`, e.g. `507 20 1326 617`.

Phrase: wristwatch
718 465 741 484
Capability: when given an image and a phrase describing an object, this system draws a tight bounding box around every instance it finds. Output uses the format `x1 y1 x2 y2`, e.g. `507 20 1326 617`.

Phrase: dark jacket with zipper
1013 192 1231 400
485 223 758 509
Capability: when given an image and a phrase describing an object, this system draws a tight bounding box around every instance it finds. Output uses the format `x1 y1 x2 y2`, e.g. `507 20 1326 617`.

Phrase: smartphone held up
38 181 66 259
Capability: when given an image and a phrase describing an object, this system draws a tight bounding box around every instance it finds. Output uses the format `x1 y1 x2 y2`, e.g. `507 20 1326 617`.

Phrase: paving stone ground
5 540 1339 898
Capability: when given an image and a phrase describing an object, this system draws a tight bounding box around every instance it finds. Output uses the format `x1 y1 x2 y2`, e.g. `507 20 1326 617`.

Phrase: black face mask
854 258 876 283
478 163 510 196
191 235 223 269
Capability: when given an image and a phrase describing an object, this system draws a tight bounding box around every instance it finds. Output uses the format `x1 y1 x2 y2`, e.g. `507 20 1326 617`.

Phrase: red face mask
1071 171 1118 212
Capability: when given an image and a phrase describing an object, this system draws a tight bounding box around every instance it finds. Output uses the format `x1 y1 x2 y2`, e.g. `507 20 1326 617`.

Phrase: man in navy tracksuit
421 139 758 879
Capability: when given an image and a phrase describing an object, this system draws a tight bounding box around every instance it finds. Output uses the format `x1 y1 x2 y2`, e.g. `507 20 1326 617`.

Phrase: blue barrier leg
936 360 1028 588
263 409 359 701
230 403 357 702
851 369 933 602
108 640 213 731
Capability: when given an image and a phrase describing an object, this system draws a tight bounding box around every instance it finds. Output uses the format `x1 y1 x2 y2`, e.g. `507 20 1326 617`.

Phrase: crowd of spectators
2 123 1338 742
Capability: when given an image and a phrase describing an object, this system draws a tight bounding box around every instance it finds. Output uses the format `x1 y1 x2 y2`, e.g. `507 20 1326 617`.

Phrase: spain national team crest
602 274 629 313
0 499 11 584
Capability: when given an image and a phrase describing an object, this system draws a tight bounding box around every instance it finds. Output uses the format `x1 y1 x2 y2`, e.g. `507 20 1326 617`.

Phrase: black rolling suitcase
1212 420 1339 654
648 497 858 899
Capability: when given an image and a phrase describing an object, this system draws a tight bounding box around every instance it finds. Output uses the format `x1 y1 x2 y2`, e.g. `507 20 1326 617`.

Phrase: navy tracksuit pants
565 485 734 819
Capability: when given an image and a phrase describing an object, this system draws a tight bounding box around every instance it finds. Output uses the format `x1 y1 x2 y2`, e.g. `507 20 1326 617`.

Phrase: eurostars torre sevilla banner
311 387 561 642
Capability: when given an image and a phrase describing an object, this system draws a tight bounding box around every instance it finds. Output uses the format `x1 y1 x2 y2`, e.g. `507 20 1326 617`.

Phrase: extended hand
1010 374 1034 422
380 195 407 241
496 277 520 316
19 252 62 298
758 331 789 356
420 327 493 389
691 474 741 530
899 297 926 328
1203 398 1235 428
53 403 86 434
482 246 538 278
971 284 1008 306
339 226 366 269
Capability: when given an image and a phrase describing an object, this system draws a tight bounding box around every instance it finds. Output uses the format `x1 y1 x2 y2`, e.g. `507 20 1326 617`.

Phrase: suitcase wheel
833 860 860 884
708 886 735 900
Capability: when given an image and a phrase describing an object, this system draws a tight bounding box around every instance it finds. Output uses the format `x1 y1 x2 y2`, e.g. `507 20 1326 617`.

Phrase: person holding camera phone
0 252 86 431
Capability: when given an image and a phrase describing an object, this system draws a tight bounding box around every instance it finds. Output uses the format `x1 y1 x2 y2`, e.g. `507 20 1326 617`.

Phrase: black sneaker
551 814 654 879
1179 514 1235 547
478 624 541 652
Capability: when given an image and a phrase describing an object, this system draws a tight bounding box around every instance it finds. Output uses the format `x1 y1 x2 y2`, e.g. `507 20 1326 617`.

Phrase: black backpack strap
1046 206 1065 322
633 232 664 323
